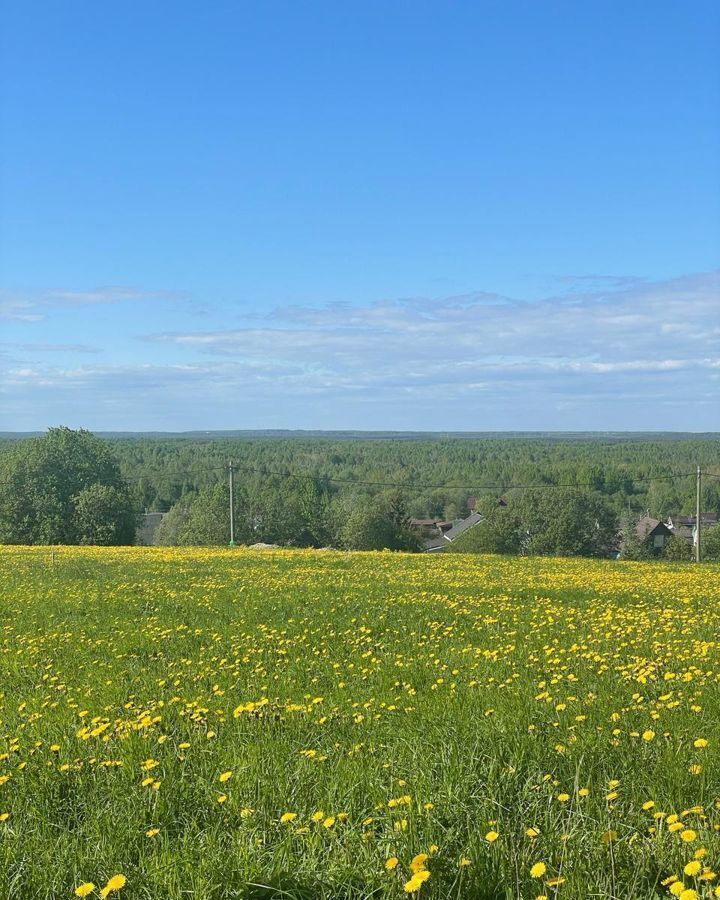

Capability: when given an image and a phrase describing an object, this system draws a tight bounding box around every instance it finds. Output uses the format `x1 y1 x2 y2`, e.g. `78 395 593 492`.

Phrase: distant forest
3 433 716 521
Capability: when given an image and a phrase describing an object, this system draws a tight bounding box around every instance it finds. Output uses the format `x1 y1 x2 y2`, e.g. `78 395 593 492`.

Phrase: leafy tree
0 427 137 545
74 484 137 545
337 491 421 551
519 489 618 557
702 526 720 562
449 499 523 554
155 498 195 546
617 513 653 560
662 535 692 562
452 490 617 558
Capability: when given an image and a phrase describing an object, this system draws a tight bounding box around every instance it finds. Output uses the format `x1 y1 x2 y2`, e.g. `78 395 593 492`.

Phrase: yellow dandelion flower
280 812 297 823
459 857 471 866
385 857 399 871
403 870 430 892
681 829 698 843
75 885 95 898
642 730 655 741
146 828 160 838
530 862 547 878
410 853 429 873
485 830 499 843
694 739 708 749
99 874 126 897
684 861 702 877
218 771 233 783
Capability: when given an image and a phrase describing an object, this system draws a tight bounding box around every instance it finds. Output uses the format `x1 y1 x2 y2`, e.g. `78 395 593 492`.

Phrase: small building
423 511 484 552
410 518 453 532
667 513 718 546
635 515 672 553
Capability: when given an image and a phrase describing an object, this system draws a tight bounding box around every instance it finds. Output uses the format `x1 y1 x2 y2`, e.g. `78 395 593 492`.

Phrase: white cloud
143 270 720 384
2 270 719 430
0 286 185 321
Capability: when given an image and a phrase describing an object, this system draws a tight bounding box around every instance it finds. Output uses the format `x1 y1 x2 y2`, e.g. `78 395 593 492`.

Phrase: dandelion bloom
642 730 655 741
681 829 698 843
530 862 547 878
410 853 429 872
694 739 708 749
218 771 233 783
385 857 399 871
146 828 160 838
99 874 126 897
684 861 702 876
403 870 430 892
75 885 95 898
280 812 297 824
485 830 499 843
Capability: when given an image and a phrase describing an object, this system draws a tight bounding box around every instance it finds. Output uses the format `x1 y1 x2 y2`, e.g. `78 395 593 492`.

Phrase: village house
666 512 718 546
634 514 673 554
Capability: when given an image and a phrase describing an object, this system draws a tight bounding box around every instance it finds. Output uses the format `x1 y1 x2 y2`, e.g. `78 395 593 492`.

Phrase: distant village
137 496 718 557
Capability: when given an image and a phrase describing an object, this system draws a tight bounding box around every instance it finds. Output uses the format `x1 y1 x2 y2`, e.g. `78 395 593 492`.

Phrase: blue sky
1 0 718 431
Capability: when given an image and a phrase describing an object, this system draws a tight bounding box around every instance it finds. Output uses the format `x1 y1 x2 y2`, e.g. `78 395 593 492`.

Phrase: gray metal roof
442 511 484 542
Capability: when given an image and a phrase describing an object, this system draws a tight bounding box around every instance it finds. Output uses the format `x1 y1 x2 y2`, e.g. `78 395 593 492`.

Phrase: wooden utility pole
229 461 236 546
695 465 701 563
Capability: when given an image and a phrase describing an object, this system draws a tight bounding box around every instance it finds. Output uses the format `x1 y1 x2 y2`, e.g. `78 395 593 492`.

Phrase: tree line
1 428 720 559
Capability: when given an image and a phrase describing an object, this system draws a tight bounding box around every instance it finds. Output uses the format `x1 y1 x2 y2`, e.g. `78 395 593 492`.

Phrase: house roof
668 513 718 527
443 511 484 542
635 515 671 541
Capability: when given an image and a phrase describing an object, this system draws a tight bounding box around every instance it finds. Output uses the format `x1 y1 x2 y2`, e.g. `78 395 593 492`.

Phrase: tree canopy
0 428 137 545
449 489 618 557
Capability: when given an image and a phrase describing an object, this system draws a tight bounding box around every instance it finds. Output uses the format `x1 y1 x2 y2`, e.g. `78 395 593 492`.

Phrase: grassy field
2 548 720 899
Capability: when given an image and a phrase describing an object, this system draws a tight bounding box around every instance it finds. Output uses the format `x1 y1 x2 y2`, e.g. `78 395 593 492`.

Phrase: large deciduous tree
451 489 618 558
0 428 138 545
